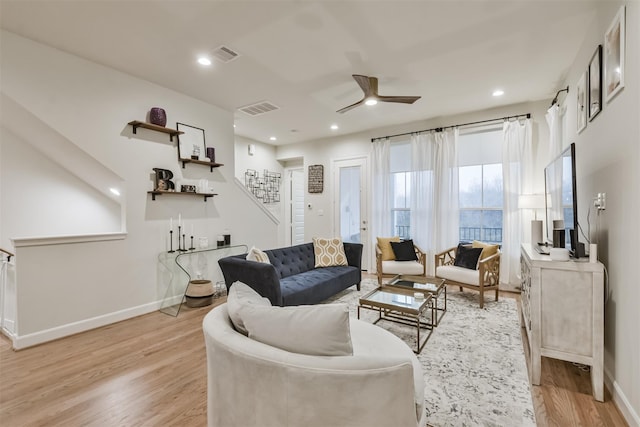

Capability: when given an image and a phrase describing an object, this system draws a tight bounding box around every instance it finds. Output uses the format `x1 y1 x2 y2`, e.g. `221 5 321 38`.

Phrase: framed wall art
308 164 324 193
576 70 587 133
588 45 602 121
177 123 207 161
604 5 625 103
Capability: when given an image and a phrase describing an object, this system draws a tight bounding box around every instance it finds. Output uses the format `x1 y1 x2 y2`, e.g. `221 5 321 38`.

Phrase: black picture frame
588 45 602 121
176 123 206 161
604 5 625 103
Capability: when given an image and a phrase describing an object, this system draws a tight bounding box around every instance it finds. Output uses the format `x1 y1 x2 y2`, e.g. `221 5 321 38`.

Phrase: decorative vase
149 107 167 127
206 147 215 162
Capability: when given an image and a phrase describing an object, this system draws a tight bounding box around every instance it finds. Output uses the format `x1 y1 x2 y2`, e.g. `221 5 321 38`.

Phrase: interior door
289 168 305 245
333 157 369 271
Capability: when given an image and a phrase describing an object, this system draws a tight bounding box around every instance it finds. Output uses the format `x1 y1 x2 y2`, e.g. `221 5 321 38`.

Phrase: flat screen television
544 142 582 257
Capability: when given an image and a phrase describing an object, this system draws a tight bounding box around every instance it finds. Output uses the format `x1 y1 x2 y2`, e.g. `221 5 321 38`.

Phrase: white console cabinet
520 244 604 401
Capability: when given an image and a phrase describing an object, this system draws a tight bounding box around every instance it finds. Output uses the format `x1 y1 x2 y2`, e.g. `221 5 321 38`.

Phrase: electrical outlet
594 192 606 210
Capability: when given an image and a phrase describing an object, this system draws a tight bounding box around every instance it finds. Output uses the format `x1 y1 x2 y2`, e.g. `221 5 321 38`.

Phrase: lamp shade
518 194 545 210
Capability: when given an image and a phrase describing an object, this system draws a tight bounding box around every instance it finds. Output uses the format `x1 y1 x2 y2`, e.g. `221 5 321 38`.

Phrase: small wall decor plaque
308 164 324 193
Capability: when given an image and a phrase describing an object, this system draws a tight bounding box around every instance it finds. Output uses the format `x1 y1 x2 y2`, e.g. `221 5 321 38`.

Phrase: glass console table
158 244 247 316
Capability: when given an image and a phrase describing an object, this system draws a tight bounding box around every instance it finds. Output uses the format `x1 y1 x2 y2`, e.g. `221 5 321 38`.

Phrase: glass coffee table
358 286 433 354
384 275 447 327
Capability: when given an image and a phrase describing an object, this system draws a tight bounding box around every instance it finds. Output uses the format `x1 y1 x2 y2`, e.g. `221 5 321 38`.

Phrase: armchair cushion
453 244 483 270
377 236 401 260
472 240 500 260
381 260 425 276
241 303 353 356
391 239 419 261
435 265 479 286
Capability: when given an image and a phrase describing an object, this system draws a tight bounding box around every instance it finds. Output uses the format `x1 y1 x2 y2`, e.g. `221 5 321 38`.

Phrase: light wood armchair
434 246 500 308
376 243 427 285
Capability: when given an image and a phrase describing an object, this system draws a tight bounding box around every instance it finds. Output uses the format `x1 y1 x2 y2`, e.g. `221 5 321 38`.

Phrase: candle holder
168 230 175 253
189 236 195 251
178 226 187 251
181 234 187 252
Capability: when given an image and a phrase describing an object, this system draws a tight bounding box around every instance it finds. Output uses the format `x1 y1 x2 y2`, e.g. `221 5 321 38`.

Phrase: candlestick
168 230 175 253
170 217 173 231
182 234 186 252
178 213 182 227
189 236 195 251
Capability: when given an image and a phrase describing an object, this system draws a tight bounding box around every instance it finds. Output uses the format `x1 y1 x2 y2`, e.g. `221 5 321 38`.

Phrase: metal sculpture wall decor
244 169 281 203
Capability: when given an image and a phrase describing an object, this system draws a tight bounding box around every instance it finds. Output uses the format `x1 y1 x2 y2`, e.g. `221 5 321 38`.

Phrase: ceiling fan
336 74 421 114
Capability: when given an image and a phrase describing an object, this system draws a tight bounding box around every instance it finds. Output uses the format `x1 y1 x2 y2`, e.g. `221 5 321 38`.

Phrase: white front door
333 157 369 271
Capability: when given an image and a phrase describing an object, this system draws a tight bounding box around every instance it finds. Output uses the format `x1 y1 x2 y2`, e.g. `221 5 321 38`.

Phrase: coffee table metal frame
384 274 447 327
357 286 434 354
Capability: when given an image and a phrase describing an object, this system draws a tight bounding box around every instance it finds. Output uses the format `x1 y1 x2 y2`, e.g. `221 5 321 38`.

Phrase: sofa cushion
436 265 480 286
227 281 271 335
246 246 270 263
377 236 401 260
313 237 348 267
472 240 500 260
454 244 483 270
390 239 418 261
241 303 353 356
381 260 424 276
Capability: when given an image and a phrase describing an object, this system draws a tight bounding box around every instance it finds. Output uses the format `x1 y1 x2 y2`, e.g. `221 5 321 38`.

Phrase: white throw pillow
226 281 271 335
312 237 348 267
241 303 353 356
246 246 270 263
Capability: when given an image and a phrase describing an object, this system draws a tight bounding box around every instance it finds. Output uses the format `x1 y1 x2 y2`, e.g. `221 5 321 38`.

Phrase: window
390 141 411 239
458 129 503 244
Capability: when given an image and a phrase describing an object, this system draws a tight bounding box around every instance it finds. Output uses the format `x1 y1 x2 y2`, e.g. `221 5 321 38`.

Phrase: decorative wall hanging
604 5 625 103
576 71 587 134
588 45 602 121
177 123 207 161
245 169 281 203
308 164 324 193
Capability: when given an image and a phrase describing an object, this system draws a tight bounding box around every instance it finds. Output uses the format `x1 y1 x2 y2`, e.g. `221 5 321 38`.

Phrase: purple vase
149 107 167 127
206 147 215 162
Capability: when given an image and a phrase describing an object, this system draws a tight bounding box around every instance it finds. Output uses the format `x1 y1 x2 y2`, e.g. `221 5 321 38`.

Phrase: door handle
361 228 367 231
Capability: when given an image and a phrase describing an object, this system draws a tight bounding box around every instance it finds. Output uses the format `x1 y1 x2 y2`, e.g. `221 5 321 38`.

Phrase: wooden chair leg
479 287 484 309
459 286 463 292
495 289 499 301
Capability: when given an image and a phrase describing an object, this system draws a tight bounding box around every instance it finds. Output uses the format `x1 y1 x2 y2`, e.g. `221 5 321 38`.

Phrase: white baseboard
605 365 640 427
11 295 184 350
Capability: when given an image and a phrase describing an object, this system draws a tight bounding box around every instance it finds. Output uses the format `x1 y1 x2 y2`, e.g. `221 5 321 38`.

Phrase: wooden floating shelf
148 190 217 202
179 158 224 172
128 121 184 142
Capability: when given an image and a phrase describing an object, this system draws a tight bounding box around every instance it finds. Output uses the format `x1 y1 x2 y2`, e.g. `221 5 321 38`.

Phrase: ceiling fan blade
352 74 374 97
377 95 421 104
336 98 365 114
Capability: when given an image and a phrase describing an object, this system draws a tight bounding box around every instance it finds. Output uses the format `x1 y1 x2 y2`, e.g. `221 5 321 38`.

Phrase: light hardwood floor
0 286 628 426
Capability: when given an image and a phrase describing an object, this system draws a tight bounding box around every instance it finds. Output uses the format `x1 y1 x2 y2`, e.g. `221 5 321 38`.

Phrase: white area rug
325 279 536 426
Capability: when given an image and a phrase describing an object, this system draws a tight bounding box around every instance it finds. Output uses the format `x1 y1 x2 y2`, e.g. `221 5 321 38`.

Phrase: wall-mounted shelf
148 190 217 202
179 158 225 172
128 121 184 142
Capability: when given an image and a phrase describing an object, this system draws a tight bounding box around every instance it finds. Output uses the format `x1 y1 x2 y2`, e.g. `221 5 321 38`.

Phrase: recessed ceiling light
109 188 120 196
197 57 212 66
365 98 378 106
492 89 504 97
330 124 339 130
269 136 277 141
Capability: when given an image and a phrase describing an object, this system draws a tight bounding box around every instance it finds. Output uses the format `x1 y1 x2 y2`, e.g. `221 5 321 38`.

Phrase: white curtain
370 138 391 270
545 104 562 160
410 129 459 275
501 118 532 290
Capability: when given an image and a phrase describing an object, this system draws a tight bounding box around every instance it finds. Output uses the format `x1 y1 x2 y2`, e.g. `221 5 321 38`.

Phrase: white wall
559 2 639 423
0 30 278 344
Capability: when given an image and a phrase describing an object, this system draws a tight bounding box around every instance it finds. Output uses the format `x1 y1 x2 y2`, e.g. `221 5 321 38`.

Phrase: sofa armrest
343 242 363 270
217 256 283 305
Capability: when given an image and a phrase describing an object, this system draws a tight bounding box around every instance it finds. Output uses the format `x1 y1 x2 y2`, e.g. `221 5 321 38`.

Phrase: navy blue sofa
218 242 363 306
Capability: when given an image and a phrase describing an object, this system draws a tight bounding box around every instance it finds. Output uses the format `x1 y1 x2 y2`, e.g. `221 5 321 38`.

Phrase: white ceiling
1 1 598 146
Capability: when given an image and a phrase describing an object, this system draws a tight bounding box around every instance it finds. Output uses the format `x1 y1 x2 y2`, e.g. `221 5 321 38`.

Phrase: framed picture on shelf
604 5 625 103
576 70 587 133
588 45 602 121
177 123 207 161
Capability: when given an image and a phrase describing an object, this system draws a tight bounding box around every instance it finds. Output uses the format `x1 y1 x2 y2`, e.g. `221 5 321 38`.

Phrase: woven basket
185 279 214 308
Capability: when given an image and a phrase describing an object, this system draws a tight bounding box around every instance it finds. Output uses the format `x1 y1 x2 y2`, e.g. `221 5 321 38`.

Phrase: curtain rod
371 113 531 142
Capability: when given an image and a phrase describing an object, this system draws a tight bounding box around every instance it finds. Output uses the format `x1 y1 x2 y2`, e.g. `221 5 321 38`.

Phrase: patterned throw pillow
246 246 270 264
313 237 348 267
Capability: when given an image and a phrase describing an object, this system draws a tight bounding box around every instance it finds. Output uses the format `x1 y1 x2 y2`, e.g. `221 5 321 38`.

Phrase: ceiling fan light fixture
365 98 378 106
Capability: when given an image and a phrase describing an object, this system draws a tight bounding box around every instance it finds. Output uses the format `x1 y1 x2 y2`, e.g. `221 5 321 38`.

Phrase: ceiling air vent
212 45 240 63
238 101 280 116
